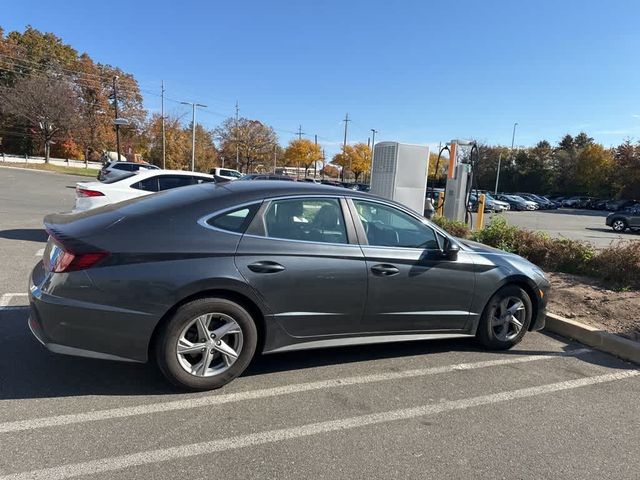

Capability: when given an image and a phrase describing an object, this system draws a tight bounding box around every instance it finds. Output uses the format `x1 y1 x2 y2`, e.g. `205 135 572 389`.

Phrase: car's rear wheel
611 219 627 232
156 298 258 391
476 285 532 350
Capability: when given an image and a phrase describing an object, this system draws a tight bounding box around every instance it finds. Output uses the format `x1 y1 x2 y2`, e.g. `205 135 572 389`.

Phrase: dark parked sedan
606 204 640 232
29 182 549 390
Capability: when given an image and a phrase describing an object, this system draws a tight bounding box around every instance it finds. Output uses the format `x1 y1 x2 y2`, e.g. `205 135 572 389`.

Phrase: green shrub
431 215 472 239
472 216 520 252
432 215 636 290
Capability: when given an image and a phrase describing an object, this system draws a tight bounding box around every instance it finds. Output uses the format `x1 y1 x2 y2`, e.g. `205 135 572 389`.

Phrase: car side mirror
443 240 460 261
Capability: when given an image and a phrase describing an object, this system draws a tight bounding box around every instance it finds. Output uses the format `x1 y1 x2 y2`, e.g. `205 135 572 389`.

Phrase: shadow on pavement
585 227 639 236
538 209 608 218
0 307 633 400
0 228 48 242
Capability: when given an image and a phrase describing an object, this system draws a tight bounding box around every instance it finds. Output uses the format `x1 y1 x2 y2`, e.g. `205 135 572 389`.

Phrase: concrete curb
545 312 640 365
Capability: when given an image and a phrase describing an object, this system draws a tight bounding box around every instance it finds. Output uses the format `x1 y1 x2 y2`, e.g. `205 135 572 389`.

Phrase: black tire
476 285 532 350
155 297 258 391
611 219 627 232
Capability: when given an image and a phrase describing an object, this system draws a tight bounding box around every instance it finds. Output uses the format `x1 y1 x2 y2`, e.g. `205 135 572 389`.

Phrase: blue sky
3 0 640 156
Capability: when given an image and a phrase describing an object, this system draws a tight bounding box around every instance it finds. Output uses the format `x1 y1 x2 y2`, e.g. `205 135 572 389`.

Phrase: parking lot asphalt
0 167 639 479
491 209 638 249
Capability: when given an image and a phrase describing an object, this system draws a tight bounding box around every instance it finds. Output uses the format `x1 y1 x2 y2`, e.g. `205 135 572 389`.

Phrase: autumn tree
0 75 78 162
215 117 278 173
284 139 322 176
331 143 372 182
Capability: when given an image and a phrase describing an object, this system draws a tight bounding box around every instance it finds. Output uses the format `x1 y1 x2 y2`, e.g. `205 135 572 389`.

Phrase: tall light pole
112 76 121 162
181 101 207 171
495 122 517 195
161 80 166 169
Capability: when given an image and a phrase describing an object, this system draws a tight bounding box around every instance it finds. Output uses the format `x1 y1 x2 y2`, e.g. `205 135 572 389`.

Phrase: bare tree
215 117 278 173
0 75 78 162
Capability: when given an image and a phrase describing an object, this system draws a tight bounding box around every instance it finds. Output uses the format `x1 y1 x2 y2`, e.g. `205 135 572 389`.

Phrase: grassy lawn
0 162 98 177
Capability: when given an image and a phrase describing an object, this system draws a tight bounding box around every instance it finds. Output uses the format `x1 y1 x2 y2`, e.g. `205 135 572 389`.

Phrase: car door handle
247 261 286 274
370 264 400 276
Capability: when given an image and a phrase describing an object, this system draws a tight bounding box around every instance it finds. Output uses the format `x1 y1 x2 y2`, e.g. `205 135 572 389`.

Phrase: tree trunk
44 141 50 164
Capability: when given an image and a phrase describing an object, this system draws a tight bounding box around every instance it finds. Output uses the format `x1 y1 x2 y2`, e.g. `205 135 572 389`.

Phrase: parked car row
546 195 639 211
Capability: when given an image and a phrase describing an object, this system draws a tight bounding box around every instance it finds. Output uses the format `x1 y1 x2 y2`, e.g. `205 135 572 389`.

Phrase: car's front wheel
156 298 258 391
611 219 627 232
476 285 532 350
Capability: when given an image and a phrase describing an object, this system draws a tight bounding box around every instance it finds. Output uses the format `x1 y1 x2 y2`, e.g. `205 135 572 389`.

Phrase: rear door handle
370 264 400 276
247 261 286 274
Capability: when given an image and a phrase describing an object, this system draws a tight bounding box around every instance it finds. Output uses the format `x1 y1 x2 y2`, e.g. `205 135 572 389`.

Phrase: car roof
125 169 214 180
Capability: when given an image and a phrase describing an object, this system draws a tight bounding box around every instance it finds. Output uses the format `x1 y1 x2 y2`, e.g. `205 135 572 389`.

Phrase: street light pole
495 122 518 195
181 101 207 171
112 76 121 162
161 80 166 169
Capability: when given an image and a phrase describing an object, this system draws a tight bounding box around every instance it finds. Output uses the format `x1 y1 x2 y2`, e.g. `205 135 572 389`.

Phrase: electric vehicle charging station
369 142 430 214
443 139 477 223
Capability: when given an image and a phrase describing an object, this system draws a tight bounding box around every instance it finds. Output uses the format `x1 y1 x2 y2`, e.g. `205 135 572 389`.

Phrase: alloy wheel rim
176 313 243 377
613 220 625 231
490 296 525 342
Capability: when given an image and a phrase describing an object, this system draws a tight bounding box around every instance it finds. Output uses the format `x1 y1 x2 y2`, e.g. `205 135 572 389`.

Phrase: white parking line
0 293 28 311
1 369 637 480
0 348 591 434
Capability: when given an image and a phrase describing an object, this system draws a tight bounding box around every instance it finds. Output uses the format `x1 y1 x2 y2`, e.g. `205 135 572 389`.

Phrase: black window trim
346 196 453 251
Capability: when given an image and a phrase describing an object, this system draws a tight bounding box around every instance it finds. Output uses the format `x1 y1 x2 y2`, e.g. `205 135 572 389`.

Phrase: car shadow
0 229 48 242
585 227 639 236
540 209 609 218
0 308 633 400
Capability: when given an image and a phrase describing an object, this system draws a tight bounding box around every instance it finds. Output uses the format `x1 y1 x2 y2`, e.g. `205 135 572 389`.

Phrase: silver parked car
98 161 160 182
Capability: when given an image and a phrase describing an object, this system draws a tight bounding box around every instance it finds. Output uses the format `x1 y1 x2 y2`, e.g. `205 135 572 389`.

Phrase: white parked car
74 170 215 212
209 167 244 181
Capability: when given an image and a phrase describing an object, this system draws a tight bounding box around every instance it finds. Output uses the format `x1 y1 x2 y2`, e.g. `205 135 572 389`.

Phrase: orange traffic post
436 191 445 217
476 193 486 231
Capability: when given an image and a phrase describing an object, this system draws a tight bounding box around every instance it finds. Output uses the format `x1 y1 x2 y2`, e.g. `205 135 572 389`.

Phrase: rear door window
131 176 160 192
157 175 195 190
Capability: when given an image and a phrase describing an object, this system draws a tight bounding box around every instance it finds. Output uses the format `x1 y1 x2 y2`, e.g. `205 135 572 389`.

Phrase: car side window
192 176 214 184
131 176 160 192
112 163 131 171
353 200 439 249
157 175 195 191
207 205 259 233
263 198 348 244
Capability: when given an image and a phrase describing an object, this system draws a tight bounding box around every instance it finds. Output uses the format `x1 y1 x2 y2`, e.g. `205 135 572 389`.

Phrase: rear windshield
102 172 137 184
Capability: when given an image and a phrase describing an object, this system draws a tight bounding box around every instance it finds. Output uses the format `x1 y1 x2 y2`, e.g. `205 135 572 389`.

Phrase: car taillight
76 187 105 197
46 234 109 273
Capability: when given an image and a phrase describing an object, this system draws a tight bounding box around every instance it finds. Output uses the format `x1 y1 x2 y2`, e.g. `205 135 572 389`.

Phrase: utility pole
112 76 121 162
273 144 277 173
495 122 517 195
322 148 326 180
297 125 304 140
341 113 350 181
235 101 240 171
370 129 378 150
161 80 166 169
180 101 207 171
314 134 318 178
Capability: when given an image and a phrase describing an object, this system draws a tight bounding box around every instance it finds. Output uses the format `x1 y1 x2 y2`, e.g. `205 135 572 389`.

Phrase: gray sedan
28 181 549 390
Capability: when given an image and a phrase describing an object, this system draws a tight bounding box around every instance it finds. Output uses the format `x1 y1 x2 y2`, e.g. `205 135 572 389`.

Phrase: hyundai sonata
29 181 549 390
